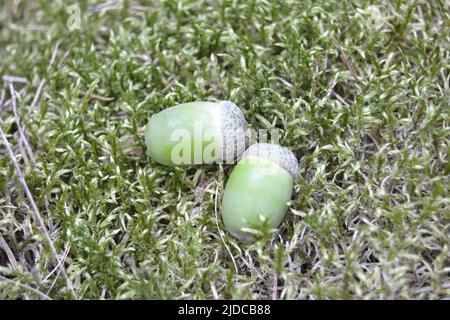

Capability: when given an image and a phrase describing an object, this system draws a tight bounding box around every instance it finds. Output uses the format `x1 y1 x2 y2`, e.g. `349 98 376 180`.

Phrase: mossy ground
0 0 449 299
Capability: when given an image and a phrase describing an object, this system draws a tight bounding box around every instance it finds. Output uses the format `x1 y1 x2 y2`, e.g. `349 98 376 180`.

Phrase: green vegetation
0 0 449 299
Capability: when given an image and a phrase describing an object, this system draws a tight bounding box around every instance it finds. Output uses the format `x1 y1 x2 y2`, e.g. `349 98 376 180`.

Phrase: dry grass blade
331 90 350 106
89 0 119 13
78 90 115 102
332 37 362 84
30 80 45 112
214 185 238 273
0 234 18 269
8 82 34 161
0 88 25 111
42 244 70 284
0 275 52 300
0 126 78 299
0 89 5 106
2 75 27 83
30 42 60 112
44 245 71 296
272 273 278 300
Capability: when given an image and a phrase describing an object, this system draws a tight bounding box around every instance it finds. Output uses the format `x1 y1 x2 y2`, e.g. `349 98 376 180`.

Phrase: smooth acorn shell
144 101 247 166
221 143 299 242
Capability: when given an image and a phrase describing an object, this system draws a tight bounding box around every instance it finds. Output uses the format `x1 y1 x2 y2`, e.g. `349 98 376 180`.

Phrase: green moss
0 0 449 299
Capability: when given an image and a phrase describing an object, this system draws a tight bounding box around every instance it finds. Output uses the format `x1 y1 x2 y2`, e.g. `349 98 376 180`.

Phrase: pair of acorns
144 101 299 242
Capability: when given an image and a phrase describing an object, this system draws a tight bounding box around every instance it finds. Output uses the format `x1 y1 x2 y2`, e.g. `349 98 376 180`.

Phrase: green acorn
221 143 299 242
144 101 248 166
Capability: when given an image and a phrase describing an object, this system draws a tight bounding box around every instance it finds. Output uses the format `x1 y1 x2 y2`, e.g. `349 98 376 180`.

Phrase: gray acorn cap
242 143 300 179
218 101 248 162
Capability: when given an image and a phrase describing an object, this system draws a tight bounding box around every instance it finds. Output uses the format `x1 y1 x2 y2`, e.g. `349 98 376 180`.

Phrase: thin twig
0 88 25 111
327 75 338 99
0 89 5 106
101 286 107 299
412 283 450 294
272 273 278 300
42 244 70 283
30 42 60 112
195 177 214 203
26 24 50 32
2 75 27 84
30 80 45 112
89 0 119 13
0 275 52 300
241 250 264 278
214 185 238 273
78 90 115 102
9 82 35 162
47 42 60 72
332 37 362 84
0 234 18 269
44 244 70 296
210 282 219 299
45 265 63 296
162 76 180 93
331 90 350 107
0 126 78 299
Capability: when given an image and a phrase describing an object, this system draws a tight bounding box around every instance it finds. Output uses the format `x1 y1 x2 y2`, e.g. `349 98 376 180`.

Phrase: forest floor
0 0 449 299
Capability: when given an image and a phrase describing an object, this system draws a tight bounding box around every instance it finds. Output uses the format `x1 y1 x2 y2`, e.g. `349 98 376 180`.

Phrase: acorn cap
218 101 248 162
241 143 300 179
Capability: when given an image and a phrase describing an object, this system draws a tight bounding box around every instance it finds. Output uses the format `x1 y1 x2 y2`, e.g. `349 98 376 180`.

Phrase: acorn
144 101 248 166
221 143 299 242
